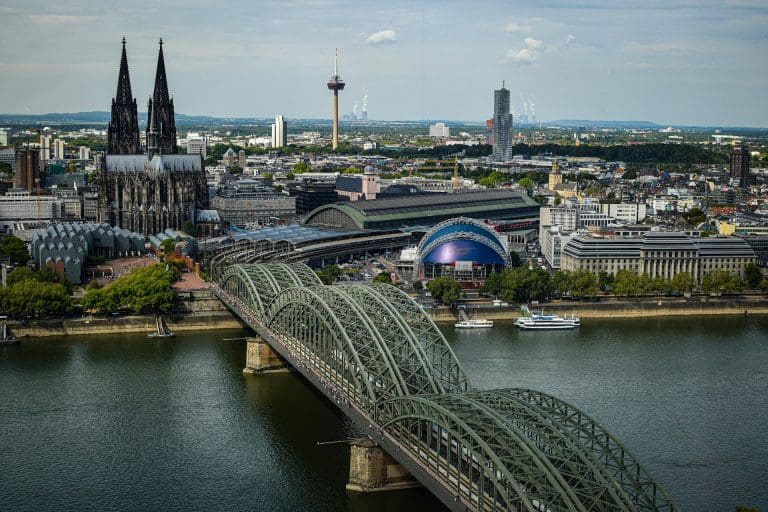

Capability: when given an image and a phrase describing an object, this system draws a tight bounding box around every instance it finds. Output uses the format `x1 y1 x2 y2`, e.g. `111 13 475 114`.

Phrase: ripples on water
1 317 766 511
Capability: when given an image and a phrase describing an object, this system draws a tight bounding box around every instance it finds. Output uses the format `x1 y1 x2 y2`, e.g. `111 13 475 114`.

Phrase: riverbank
9 289 244 339
10 311 244 338
429 296 768 321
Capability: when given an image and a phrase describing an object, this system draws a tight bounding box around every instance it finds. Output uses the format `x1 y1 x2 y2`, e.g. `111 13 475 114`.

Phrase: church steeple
107 37 140 154
146 37 177 158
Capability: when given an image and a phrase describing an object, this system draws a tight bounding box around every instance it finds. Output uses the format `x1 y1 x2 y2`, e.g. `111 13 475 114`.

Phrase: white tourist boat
514 306 580 330
455 319 494 329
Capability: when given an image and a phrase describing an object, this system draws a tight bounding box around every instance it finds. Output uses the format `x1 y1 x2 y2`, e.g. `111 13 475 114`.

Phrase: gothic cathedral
99 38 208 237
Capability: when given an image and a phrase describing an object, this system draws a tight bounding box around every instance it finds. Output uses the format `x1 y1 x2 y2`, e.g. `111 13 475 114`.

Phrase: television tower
326 48 345 150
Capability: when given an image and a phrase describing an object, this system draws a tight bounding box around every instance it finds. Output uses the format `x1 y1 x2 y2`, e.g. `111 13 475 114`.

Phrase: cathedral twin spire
107 37 177 156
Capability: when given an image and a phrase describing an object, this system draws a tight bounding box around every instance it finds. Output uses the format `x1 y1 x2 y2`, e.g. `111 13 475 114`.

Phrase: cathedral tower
107 38 140 154
146 38 177 157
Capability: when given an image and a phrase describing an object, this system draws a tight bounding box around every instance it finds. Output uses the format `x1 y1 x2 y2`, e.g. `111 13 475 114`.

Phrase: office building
187 138 207 159
271 115 287 148
0 149 16 171
730 145 751 190
0 190 61 222
79 146 91 161
492 83 512 162
210 179 296 228
0 129 9 146
287 177 339 214
560 232 755 284
429 123 450 138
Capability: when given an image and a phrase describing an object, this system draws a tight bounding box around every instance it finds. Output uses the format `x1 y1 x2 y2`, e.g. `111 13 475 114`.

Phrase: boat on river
455 319 494 329
148 315 175 338
514 306 579 330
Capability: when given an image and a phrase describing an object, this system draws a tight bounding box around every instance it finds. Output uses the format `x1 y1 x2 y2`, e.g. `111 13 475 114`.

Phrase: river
1 316 766 511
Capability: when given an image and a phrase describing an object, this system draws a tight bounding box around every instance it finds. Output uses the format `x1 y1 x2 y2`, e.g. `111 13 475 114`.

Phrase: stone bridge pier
346 438 420 493
243 336 291 374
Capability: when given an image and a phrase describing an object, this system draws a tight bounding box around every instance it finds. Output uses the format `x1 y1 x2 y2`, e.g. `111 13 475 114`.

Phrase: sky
0 0 767 126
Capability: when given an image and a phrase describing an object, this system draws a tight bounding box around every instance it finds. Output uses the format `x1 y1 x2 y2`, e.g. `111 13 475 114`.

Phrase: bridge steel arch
215 263 677 512
375 391 676 512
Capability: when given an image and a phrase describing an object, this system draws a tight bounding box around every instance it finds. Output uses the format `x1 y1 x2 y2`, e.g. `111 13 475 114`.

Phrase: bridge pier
346 438 420 493
243 336 291 374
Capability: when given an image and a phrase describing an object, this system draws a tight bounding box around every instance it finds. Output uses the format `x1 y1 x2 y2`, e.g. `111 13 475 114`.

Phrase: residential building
40 135 52 161
53 139 66 160
599 203 647 224
0 149 16 172
271 115 287 148
79 146 91 161
729 145 751 190
492 83 512 162
429 123 450 138
0 129 9 146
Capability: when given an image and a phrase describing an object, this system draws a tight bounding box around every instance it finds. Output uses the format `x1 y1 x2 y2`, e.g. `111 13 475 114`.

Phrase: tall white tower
271 115 287 148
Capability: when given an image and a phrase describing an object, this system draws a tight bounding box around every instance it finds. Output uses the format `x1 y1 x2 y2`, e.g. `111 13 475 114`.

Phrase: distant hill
548 119 662 129
0 111 242 126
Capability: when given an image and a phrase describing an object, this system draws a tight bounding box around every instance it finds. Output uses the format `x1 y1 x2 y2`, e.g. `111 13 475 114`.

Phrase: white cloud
506 48 537 63
504 22 530 33
365 29 397 45
524 37 543 49
566 34 576 45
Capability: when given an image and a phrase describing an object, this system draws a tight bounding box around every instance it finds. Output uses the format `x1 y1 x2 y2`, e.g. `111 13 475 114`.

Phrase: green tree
759 279 768 294
412 280 423 292
373 273 391 284
79 264 178 315
479 271 503 296
342 166 360 174
553 270 574 296
744 263 762 289
293 162 310 174
160 239 176 258
498 267 552 302
426 276 462 305
0 235 30 266
597 270 614 291
621 168 637 180
702 270 743 295
182 221 196 235
682 208 707 226
315 264 341 285
508 252 523 268
0 279 72 318
670 272 696 294
613 269 641 296
571 270 599 298
262 172 274 181
518 177 534 190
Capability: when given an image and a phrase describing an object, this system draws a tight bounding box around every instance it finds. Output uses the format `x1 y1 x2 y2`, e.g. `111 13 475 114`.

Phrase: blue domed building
417 217 509 286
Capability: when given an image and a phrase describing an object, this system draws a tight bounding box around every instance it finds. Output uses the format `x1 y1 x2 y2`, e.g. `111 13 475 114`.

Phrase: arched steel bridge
213 262 677 512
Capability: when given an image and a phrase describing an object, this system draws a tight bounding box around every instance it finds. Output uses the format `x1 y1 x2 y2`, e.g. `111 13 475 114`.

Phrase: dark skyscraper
107 38 140 155
146 39 177 158
492 82 512 162
730 145 751 190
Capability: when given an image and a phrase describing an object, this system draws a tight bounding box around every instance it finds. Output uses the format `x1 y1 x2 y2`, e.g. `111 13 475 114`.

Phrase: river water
1 317 766 511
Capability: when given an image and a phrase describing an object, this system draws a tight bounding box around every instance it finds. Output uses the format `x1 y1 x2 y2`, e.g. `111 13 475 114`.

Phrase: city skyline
0 0 767 127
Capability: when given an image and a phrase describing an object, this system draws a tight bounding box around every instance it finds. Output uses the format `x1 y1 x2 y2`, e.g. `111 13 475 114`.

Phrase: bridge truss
216 263 677 512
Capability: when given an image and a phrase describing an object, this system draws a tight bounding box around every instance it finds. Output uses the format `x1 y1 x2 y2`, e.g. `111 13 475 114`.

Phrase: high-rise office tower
146 38 178 157
492 82 513 162
107 38 140 155
271 115 287 148
326 49 345 150
730 145 751 190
